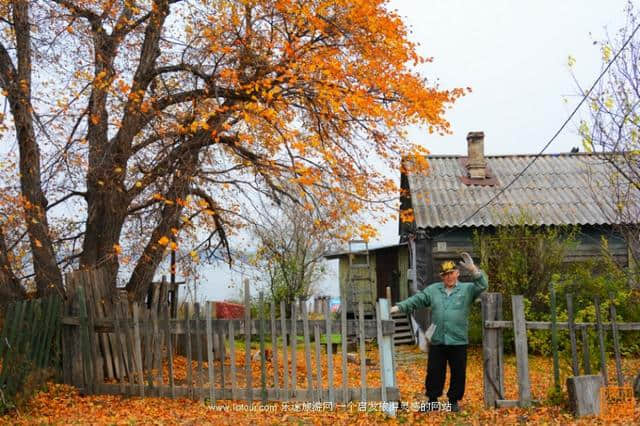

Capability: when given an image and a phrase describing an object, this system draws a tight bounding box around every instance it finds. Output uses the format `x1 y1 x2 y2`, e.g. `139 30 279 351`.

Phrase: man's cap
439 260 457 275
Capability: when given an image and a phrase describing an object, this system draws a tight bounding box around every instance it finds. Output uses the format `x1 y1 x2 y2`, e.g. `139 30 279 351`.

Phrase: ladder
347 240 374 321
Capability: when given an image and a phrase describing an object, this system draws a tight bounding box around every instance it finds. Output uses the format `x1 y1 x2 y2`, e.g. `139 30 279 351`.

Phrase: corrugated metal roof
407 153 634 229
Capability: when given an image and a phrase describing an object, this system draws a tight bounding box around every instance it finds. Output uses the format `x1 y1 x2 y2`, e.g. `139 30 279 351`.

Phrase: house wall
421 225 629 283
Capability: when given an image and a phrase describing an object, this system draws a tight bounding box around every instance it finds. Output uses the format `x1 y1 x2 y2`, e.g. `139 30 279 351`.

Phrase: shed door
376 247 399 303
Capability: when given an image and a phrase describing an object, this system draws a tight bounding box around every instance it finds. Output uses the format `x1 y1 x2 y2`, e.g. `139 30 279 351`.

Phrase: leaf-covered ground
3 345 639 424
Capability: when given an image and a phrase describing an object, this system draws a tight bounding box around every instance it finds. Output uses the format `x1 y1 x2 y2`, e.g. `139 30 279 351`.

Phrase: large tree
0 0 463 301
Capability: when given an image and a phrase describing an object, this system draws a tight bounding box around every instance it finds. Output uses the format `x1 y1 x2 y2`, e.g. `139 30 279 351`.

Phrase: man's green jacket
396 271 488 345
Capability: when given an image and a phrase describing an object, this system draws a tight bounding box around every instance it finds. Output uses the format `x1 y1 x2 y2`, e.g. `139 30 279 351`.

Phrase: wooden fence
481 291 640 408
0 296 62 402
61 275 398 412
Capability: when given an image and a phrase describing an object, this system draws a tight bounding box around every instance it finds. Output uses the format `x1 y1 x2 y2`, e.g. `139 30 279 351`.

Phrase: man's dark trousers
425 344 467 402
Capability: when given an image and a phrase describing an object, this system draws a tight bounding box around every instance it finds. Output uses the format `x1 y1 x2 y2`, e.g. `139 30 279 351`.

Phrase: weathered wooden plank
229 320 238 400
340 290 348 405
594 297 608 386
280 301 288 400
61 317 395 336
581 325 591 375
483 320 640 331
244 279 252 403
76 287 96 394
259 292 267 404
358 299 366 403
375 302 387 403
206 302 216 405
111 298 126 396
377 299 396 417
95 382 401 402
83 278 104 387
481 293 504 408
163 305 175 399
87 271 113 381
313 324 322 402
609 298 624 386
270 302 279 393
151 308 163 396
325 299 335 404
566 294 579 376
143 309 154 392
218 327 226 391
94 269 118 380
512 295 531 407
121 300 137 394
194 303 204 402
549 284 559 388
132 303 145 397
184 303 194 399
291 301 298 399
301 299 313 398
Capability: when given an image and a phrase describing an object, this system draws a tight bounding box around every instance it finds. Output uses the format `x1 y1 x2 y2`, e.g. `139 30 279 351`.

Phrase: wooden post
280 301 288 400
301 299 313 398
184 303 194 399
291 301 298 398
609 296 624 386
481 293 504 408
581 325 591 375
512 295 531 407
110 303 126 395
270 302 279 393
151 309 163 396
259 292 267 404
194 303 204 402
340 289 348 404
229 320 238 400
132 303 145 397
594 297 608 386
121 300 137 393
550 283 560 388
244 279 252 402
377 298 397 416
314 324 322 402
386 286 392 305
325 299 335 404
358 299 366 404
162 305 175 399
566 294 579 376
206 302 216 405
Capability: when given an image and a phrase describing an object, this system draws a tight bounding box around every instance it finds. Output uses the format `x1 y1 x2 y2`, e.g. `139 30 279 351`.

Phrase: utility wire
458 20 640 226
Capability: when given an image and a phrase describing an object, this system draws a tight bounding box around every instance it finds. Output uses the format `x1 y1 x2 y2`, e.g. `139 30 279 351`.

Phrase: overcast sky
199 0 632 301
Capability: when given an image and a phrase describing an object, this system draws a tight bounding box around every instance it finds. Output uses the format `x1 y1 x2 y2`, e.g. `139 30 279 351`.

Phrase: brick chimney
467 131 486 179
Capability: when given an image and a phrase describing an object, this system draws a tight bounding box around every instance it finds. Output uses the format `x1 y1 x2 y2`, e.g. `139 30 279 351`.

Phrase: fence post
481 292 504 408
377 298 397 417
550 283 560 388
512 295 532 407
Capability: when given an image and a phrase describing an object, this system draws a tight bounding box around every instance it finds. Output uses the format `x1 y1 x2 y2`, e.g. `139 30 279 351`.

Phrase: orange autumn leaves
7 346 640 425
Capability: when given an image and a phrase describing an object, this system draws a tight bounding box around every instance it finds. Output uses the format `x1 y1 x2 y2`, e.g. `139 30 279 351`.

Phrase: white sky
197 0 631 301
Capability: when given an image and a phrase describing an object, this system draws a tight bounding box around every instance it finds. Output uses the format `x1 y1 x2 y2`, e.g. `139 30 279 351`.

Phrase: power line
458 20 640 227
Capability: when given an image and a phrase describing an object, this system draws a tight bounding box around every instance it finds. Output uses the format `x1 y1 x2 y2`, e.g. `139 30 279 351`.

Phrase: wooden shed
324 242 410 316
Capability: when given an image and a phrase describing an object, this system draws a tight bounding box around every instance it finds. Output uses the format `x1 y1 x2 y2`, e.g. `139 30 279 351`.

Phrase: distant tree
249 199 336 310
0 0 464 301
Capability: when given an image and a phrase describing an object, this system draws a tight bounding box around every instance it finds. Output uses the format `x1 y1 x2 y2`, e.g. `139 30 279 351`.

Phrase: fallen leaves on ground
3 346 639 425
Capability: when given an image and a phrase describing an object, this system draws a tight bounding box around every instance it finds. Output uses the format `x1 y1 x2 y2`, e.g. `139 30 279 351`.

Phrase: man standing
390 252 488 412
